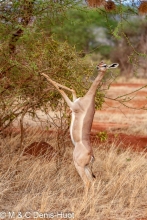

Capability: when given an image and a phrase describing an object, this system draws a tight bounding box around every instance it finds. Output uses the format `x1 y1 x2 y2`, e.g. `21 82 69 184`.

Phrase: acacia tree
0 0 106 141
0 0 83 54
0 0 147 141
85 0 147 71
51 8 117 55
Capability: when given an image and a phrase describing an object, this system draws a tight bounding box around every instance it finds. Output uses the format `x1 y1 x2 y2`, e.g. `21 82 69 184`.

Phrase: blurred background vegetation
0 0 147 140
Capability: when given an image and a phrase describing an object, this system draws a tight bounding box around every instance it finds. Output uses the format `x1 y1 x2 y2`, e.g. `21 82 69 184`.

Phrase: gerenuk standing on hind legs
41 61 119 197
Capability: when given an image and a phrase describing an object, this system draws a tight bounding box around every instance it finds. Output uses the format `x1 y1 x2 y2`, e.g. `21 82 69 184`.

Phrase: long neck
86 71 105 97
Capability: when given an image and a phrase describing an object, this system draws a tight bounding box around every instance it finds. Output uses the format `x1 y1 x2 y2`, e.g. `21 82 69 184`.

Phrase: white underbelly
70 112 75 145
70 98 81 145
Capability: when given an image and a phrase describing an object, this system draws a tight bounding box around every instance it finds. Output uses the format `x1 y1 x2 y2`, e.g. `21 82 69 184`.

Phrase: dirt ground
12 81 147 152
92 82 147 151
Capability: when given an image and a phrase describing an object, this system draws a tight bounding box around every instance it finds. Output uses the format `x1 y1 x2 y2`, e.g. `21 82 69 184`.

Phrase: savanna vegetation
0 130 147 219
0 0 147 219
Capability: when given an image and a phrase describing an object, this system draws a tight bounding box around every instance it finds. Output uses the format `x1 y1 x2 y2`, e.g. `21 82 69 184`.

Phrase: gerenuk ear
108 63 119 69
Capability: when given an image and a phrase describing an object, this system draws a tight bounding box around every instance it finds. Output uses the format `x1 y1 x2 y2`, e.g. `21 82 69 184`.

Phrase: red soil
92 122 129 130
24 141 57 160
1 83 147 155
91 132 147 152
92 82 147 152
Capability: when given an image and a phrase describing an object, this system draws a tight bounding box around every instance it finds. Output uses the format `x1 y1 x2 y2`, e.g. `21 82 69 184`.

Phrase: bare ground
92 82 147 151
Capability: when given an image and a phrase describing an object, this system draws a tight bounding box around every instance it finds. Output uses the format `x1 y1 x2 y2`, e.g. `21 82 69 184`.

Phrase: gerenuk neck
85 71 105 97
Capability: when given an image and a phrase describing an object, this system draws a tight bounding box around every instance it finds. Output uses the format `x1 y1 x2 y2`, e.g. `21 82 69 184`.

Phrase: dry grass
0 129 147 220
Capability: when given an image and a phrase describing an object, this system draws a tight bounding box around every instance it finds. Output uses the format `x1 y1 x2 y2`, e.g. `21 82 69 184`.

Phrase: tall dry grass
0 129 147 220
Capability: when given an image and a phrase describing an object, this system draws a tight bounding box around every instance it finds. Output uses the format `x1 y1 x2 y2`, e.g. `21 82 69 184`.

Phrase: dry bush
0 32 105 136
0 130 147 220
86 0 105 7
104 0 116 11
138 1 147 14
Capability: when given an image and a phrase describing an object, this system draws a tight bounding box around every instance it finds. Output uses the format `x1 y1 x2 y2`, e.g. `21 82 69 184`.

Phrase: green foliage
96 131 108 142
98 45 113 57
0 0 93 129
111 18 147 75
48 8 117 54
95 92 105 110
0 1 120 131
0 29 105 129
112 22 122 40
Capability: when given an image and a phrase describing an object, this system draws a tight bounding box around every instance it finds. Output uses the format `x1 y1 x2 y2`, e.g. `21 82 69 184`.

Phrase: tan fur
41 61 119 196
